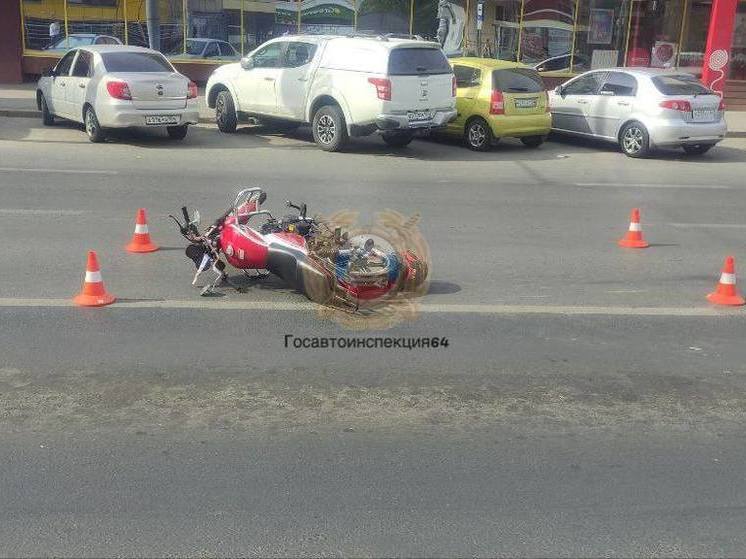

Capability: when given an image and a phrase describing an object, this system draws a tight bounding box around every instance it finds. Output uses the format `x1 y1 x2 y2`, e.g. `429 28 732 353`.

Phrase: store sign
477 1 484 31
276 4 354 25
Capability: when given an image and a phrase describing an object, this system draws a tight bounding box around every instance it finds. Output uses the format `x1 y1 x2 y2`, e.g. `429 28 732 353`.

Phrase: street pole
145 0 160 51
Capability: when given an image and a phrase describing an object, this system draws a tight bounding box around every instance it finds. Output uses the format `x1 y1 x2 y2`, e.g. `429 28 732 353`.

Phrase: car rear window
388 47 452 76
492 68 544 93
100 52 174 73
652 74 713 95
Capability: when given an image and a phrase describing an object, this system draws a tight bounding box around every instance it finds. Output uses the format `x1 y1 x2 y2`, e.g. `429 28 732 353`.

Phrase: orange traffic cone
707 256 745 306
126 208 158 253
618 208 649 248
73 251 116 307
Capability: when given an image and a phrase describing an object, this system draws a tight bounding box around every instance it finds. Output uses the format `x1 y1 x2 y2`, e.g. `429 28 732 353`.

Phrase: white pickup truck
205 34 457 151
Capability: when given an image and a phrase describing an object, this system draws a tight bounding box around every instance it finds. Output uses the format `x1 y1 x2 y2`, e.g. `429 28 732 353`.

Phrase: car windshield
48 36 95 49
388 47 452 75
652 74 713 95
493 68 544 93
100 52 174 73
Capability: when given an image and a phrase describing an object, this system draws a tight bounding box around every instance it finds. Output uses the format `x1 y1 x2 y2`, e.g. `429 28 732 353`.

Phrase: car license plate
691 108 715 122
408 110 431 124
515 98 538 109
145 115 180 125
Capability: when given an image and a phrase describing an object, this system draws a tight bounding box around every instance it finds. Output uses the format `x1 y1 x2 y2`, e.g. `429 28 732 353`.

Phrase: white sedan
37 45 200 142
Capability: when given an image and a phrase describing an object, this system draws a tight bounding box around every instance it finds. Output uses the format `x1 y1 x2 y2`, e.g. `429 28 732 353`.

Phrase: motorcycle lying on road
170 188 428 309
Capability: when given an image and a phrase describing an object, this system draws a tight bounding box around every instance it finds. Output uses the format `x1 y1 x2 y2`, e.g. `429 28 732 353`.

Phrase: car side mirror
537 65 547 72
240 56 254 70
42 67 56 78
554 85 564 96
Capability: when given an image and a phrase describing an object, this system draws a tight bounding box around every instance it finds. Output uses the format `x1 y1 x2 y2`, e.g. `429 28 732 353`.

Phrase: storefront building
1 0 744 107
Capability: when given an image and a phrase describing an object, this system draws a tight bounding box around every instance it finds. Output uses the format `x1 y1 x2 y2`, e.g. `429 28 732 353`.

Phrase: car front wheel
215 90 238 133
167 125 188 140
84 106 106 143
312 105 348 152
619 121 650 158
40 94 54 126
682 143 714 156
465 118 493 151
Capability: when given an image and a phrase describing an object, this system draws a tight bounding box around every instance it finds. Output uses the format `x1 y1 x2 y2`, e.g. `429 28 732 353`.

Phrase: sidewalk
1 82 745 135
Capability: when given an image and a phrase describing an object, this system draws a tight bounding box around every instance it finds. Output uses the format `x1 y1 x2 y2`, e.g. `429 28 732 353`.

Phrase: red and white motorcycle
170 188 427 308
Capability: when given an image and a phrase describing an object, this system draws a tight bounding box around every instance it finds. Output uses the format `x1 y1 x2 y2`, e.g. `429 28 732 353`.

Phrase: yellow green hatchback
446 57 552 151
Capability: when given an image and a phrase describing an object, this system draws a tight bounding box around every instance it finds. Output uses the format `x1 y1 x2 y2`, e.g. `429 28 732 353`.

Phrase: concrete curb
1 107 745 137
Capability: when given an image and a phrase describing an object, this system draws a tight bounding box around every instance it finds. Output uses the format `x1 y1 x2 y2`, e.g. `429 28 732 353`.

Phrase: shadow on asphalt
2 116 745 163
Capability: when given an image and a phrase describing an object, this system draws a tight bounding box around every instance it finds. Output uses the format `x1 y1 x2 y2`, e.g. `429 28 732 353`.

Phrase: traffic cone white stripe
628 222 641 232
134 223 148 234
85 270 103 283
720 272 736 285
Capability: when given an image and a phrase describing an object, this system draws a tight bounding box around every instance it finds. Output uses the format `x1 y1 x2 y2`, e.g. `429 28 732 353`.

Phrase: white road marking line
0 167 118 175
662 222 746 229
0 209 86 216
0 298 741 317
576 182 733 189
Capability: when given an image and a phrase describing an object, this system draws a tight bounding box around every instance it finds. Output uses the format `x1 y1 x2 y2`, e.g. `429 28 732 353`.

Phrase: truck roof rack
342 31 426 42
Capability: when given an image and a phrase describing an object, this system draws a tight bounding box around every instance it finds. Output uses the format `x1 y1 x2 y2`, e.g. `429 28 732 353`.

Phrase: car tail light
490 90 504 115
659 99 692 112
187 81 198 99
106 80 131 100
452 76 457 97
368 77 391 101
718 98 726 111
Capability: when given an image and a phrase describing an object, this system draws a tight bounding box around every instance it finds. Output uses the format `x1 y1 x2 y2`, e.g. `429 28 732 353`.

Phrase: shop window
625 0 685 69
491 0 521 61
21 0 127 54
177 0 239 61
412 0 440 41
519 0 575 68
573 0 632 71
729 1 746 80
677 0 709 74
357 0 412 35
240 1 294 56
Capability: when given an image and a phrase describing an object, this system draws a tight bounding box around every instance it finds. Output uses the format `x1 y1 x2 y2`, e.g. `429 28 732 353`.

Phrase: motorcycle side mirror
258 191 267 205
190 210 201 227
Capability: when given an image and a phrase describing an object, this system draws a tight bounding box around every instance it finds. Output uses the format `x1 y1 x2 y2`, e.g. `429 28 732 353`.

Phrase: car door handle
264 77 275 82
59 82 66 87
78 83 86 89
576 99 588 104
298 77 308 82
617 101 630 106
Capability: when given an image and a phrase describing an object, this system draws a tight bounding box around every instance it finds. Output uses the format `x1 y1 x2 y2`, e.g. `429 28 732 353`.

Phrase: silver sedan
548 68 726 157
36 45 200 142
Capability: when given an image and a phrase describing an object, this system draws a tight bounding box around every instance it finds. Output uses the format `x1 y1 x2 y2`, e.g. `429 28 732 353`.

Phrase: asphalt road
2 116 746 556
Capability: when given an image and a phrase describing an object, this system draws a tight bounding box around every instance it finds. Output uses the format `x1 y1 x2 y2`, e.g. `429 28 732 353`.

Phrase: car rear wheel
682 143 714 156
167 124 188 140
215 90 237 133
312 105 348 152
619 121 650 158
382 131 415 148
465 118 492 151
40 94 54 126
521 135 545 148
84 106 106 143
